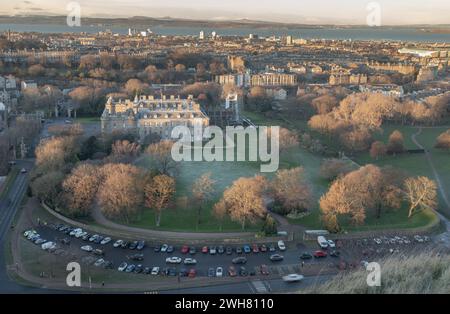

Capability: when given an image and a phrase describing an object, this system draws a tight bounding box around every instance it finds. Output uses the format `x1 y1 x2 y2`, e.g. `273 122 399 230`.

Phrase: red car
181 245 189 254
260 264 269 275
228 266 237 277
201 246 208 254
260 244 267 252
252 244 259 253
188 268 196 278
314 250 327 258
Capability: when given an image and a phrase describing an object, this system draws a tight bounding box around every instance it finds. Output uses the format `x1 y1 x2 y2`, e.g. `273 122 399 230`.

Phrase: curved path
89 206 257 241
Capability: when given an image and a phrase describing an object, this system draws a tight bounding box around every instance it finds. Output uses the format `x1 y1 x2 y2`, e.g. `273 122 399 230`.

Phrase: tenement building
101 95 210 141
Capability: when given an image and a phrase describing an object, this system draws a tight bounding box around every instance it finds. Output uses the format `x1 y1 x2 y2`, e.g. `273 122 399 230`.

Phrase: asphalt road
0 160 46 293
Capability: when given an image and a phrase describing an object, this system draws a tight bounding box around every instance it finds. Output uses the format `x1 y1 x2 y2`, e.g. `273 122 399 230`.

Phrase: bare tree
271 167 312 215
146 140 178 176
192 172 216 229
435 129 450 151
370 141 387 160
144 174 176 227
216 176 267 230
387 130 405 155
62 163 100 217
404 176 437 218
97 163 143 223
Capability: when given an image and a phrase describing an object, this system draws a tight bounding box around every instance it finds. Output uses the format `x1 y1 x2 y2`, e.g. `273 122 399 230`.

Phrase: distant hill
1 15 449 30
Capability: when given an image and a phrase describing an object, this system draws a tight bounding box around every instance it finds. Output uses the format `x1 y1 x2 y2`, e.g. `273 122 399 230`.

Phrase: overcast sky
1 0 449 25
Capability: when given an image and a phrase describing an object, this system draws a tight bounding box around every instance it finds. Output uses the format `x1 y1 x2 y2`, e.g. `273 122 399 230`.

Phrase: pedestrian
301 261 305 268
102 281 105 287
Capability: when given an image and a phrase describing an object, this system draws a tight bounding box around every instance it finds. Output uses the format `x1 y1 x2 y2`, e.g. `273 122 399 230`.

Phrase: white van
317 236 329 249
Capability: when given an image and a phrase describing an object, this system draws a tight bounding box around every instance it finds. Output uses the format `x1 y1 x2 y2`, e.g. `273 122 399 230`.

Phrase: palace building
101 94 209 141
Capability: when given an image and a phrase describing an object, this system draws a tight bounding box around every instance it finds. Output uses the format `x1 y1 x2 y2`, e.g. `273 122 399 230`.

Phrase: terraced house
101 94 209 141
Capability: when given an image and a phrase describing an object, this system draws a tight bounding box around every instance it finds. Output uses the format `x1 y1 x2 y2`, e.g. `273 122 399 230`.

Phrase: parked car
317 236 329 249
236 247 243 254
183 258 197 265
93 235 104 244
300 252 313 260
330 250 340 257
218 246 225 254
80 245 93 252
151 267 160 275
252 244 259 253
120 241 129 249
143 267 151 275
188 269 196 278
243 245 251 254
313 250 327 258
216 267 224 277
209 246 217 255
201 246 208 254
226 247 233 255
166 268 177 276
232 257 247 265
179 268 188 277
93 249 104 256
277 240 286 251
161 244 169 252
239 266 248 276
41 241 56 251
137 240 145 250
113 240 124 248
81 233 90 241
134 264 143 274
165 257 182 264
103 261 114 269
268 244 276 252
125 264 136 273
167 245 174 253
35 238 47 245
69 228 82 237
260 264 270 275
327 240 336 248
270 254 284 262
208 267 215 277
94 259 105 267
260 244 268 252
101 237 112 245
118 262 128 272
228 266 237 277
189 247 197 255
282 274 304 283
89 235 98 242
129 241 139 250
181 245 189 254
154 245 161 252
127 253 144 261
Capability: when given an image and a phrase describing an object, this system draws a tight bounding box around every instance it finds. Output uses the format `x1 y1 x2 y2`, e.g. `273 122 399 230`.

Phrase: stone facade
101 95 209 141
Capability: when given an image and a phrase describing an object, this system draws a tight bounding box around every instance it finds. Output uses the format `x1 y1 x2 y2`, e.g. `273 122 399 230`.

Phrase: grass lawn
247 112 443 230
75 117 101 124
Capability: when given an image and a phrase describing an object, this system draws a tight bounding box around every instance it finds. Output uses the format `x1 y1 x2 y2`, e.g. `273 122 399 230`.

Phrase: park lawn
355 125 450 218
75 117 101 124
289 205 438 232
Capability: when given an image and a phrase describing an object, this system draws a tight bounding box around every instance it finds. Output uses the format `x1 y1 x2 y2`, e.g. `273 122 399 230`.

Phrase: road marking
251 280 268 293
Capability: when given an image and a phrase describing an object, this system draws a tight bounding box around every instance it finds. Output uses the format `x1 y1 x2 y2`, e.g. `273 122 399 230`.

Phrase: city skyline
1 0 450 25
